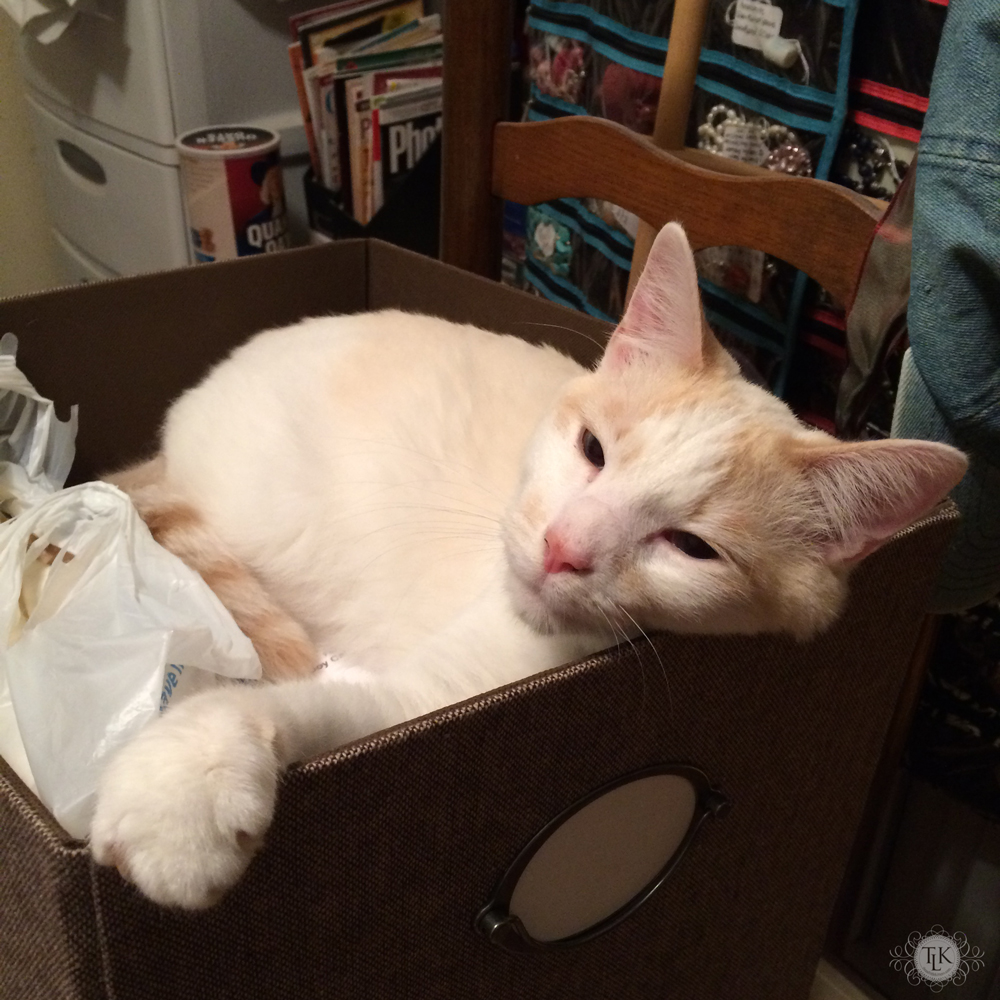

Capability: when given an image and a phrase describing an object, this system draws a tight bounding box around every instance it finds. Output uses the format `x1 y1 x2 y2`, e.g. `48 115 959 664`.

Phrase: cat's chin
504 568 591 636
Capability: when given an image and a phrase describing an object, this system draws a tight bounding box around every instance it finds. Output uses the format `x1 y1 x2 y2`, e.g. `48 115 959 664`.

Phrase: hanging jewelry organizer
787 0 945 438
504 0 862 397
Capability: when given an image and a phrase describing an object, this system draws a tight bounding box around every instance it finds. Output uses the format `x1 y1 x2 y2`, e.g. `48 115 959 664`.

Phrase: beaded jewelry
697 104 813 177
834 127 906 199
764 142 812 176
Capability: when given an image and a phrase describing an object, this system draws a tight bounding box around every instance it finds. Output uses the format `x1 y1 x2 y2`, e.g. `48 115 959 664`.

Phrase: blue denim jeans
893 350 1000 611
894 0 1000 609
909 0 1000 456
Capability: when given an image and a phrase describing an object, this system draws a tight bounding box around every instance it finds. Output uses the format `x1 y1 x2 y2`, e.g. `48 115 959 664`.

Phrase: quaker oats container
177 126 290 264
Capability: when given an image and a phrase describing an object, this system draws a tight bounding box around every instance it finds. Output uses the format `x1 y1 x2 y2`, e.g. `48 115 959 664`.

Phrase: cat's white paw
90 688 280 909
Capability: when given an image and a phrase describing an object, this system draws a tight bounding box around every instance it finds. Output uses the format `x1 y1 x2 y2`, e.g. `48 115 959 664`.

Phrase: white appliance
20 0 318 281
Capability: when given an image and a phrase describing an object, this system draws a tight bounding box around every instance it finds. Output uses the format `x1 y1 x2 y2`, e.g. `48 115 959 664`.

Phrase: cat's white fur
90 224 966 909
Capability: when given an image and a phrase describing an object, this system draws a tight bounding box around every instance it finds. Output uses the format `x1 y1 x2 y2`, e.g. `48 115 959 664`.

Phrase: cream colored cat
90 224 966 909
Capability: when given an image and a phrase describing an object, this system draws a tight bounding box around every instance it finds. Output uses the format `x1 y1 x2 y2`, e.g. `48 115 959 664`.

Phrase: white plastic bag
0 482 261 837
0 332 77 518
0 332 78 805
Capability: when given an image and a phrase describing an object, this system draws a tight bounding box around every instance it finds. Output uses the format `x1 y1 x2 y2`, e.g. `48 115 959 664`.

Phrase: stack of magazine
289 1 443 226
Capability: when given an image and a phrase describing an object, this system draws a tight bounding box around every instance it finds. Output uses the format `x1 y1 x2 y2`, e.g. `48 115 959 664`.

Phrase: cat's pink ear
803 439 967 564
601 222 703 372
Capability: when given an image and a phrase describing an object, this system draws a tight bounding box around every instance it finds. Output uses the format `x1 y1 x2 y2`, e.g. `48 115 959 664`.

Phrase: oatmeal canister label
177 126 290 264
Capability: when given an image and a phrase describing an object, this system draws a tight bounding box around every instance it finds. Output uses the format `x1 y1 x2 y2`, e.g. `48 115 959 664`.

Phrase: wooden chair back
491 116 881 308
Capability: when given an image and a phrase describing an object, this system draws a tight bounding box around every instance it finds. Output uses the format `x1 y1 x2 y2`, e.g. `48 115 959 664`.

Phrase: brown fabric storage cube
0 241 955 1000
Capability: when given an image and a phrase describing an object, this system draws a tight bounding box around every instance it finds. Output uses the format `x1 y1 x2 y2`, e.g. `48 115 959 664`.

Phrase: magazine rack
305 137 441 257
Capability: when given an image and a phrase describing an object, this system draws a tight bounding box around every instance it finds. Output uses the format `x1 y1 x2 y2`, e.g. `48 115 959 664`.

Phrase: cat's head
502 222 967 640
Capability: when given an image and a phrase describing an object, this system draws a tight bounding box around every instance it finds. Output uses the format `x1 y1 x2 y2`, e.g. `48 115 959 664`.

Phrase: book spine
289 44 321 177
318 77 343 193
345 77 372 223
371 107 383 216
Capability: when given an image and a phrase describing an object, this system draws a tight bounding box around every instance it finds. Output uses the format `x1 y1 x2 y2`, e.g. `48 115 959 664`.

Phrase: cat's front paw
90 689 280 909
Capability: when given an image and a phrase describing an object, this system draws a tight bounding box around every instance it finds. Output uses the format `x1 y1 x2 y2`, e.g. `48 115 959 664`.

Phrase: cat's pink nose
543 531 593 574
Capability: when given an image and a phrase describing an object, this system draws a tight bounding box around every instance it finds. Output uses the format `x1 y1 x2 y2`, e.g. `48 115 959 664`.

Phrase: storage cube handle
476 763 730 952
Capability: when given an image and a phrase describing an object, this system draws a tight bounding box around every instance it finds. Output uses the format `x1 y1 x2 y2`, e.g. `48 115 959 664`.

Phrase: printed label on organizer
720 122 769 165
731 0 783 51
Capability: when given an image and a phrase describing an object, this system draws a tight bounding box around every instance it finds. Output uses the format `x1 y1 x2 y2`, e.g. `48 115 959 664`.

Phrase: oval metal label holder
476 763 731 952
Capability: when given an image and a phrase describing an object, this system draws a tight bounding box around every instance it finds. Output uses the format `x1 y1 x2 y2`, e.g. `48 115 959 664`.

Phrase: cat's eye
664 530 719 560
581 429 605 469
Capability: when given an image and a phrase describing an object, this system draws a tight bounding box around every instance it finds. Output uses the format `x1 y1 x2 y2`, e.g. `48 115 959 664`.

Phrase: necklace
697 104 813 177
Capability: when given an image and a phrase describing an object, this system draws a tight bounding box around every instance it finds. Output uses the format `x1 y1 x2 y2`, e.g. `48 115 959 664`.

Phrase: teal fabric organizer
508 0 861 396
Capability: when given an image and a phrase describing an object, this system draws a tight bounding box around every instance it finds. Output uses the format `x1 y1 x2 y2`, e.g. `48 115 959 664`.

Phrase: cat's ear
601 222 704 372
801 438 968 564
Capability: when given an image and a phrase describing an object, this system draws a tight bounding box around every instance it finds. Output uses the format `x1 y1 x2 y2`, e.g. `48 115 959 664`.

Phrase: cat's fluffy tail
107 457 318 681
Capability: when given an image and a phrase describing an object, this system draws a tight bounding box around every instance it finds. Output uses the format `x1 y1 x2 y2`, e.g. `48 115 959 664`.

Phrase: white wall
0 17 63 298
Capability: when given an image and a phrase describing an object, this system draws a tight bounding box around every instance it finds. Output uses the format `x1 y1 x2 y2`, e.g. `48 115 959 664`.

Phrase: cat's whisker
596 607 624 651
514 320 609 354
598 607 648 711
611 607 647 697
616 604 673 719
